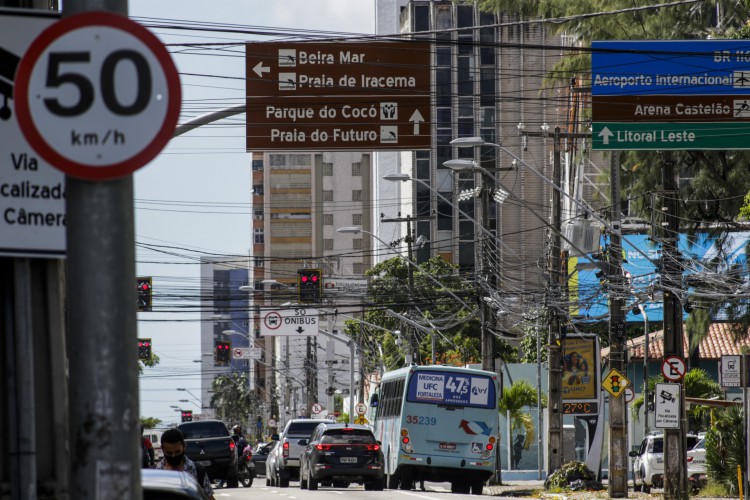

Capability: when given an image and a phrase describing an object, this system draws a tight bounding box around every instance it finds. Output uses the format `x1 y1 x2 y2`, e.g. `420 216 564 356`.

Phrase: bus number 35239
405 415 437 425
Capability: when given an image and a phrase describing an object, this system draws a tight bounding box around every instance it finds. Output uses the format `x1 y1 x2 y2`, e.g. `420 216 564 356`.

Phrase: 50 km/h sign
15 12 181 180
246 41 431 151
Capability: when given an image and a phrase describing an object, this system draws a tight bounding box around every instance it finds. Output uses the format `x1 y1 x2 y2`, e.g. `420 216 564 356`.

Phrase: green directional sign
592 122 750 150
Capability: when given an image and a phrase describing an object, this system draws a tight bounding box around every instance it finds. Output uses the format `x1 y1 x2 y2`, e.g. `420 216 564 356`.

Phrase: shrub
705 405 745 495
544 461 604 491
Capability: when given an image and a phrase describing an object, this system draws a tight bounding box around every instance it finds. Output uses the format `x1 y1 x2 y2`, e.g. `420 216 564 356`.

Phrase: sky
129 0 375 426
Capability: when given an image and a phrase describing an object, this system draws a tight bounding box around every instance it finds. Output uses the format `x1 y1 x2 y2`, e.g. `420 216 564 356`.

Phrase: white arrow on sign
409 109 424 135
253 61 270 78
598 126 614 145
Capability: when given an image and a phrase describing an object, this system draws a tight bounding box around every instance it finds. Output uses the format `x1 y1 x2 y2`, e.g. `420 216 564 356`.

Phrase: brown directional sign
246 41 431 151
593 95 750 122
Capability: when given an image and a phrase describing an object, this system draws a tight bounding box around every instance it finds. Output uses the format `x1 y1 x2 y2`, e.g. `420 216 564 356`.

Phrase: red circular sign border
264 311 282 330
661 355 686 381
14 11 181 180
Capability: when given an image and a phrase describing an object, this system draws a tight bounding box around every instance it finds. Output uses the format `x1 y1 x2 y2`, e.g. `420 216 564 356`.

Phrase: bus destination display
407 371 495 409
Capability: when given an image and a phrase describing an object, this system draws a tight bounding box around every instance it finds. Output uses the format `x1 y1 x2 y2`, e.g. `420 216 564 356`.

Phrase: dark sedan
253 441 277 476
298 422 384 491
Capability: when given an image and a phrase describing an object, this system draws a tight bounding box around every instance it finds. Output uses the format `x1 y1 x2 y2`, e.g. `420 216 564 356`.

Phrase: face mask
165 453 184 467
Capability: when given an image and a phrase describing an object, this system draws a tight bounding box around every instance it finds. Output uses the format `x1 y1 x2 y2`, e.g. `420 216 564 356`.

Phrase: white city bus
369 365 499 495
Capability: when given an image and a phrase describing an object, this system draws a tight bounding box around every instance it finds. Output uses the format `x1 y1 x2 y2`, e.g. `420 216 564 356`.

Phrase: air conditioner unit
253 215 263 220
563 219 600 256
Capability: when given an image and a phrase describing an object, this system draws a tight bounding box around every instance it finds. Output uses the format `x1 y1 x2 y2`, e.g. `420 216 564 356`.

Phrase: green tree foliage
705 405 745 495
140 417 162 429
498 379 544 449
518 309 548 363
210 373 256 426
138 353 160 375
343 256 516 374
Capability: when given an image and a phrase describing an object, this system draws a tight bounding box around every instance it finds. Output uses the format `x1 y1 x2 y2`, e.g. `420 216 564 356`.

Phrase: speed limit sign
14 12 180 180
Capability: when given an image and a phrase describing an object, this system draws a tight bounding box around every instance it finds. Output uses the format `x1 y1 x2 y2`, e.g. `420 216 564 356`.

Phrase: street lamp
176 388 201 407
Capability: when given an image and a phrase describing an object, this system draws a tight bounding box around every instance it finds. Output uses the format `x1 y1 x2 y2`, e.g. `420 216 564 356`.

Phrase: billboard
569 231 750 322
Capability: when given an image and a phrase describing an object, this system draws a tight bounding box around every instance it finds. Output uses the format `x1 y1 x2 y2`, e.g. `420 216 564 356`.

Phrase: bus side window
383 381 392 418
395 379 404 415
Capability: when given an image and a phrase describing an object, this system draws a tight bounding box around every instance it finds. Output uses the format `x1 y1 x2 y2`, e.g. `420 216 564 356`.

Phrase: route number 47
446 376 469 395
44 50 152 118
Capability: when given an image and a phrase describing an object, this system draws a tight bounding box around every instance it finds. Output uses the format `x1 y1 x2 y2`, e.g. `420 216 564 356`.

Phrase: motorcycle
238 445 255 488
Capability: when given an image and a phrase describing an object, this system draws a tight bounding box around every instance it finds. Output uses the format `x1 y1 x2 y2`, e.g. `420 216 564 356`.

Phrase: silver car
265 440 280 486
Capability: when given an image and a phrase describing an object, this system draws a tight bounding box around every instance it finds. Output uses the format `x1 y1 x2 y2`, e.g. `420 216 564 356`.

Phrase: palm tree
498 380 543 453
705 405 745 495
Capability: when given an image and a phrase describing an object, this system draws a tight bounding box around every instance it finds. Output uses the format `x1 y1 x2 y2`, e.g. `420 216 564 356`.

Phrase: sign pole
64 1 138 497
13 2 180 497
661 151 688 500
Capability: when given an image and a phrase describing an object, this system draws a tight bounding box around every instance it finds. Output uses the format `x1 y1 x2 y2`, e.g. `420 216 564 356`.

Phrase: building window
352 213 362 226
254 257 264 268
254 228 264 244
322 162 333 176
352 190 362 202
252 184 264 196
323 190 334 202
324 239 334 251
254 208 263 220
252 159 264 171
353 263 365 275
269 155 286 167
323 213 334 226
353 238 363 250
352 162 362 176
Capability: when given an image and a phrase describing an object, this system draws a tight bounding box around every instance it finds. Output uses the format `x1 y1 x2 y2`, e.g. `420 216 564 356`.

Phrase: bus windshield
405 370 496 409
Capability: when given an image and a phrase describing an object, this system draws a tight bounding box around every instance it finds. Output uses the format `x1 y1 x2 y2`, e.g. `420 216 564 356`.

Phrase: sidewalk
483 480 739 499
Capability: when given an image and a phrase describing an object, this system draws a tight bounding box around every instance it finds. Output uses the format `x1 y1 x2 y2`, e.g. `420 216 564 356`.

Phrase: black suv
298 423 384 491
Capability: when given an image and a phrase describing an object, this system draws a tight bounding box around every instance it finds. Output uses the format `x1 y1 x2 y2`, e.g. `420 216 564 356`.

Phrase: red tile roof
600 323 750 360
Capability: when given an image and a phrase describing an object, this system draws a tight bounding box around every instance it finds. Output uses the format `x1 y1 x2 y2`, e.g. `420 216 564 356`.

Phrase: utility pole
519 126 590 478
547 127 564 474
661 151 688 500
608 153 628 498
479 157 494 372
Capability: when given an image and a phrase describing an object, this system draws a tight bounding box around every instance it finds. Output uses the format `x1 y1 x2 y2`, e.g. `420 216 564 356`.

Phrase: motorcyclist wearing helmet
231 425 248 457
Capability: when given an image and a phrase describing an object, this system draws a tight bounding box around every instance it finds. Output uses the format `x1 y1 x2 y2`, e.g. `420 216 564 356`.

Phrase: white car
265 439 279 486
687 437 707 489
630 433 700 492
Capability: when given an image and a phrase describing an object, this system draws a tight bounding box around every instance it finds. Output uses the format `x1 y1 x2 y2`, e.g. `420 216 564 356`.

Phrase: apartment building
251 151 373 425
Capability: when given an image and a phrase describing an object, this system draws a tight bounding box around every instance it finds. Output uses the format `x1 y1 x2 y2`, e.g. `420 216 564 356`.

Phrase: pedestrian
157 428 215 500
141 426 154 469
512 434 525 469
